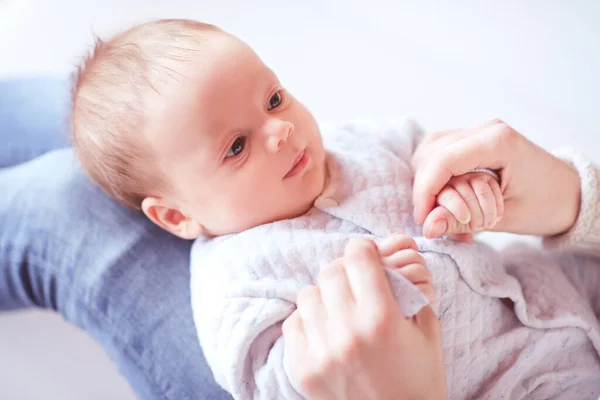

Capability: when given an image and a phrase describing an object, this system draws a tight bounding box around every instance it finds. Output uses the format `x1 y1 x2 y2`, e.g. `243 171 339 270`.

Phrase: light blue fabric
0 78 70 167
0 78 231 400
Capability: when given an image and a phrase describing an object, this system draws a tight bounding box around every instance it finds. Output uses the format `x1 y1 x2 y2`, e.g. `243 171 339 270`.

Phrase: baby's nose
265 120 294 153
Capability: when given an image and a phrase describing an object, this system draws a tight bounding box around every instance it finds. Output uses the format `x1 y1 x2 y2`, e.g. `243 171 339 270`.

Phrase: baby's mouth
284 149 309 179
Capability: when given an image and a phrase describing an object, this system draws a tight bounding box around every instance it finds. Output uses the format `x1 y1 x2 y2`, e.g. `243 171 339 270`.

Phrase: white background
1 1 599 399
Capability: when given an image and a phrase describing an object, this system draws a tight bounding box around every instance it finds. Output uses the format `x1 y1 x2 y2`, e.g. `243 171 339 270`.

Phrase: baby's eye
267 91 283 111
225 136 246 158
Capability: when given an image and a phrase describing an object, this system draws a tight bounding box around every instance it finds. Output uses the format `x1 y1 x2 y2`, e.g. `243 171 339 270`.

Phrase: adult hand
282 238 447 400
412 119 582 238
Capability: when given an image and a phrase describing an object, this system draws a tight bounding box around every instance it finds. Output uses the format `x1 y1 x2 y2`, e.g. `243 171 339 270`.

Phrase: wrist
553 160 582 235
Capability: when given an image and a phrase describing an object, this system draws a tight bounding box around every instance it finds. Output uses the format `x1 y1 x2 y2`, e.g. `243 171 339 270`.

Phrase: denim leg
0 77 70 168
0 149 231 400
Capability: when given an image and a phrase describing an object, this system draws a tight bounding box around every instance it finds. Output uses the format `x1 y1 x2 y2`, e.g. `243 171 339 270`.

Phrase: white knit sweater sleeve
543 148 600 254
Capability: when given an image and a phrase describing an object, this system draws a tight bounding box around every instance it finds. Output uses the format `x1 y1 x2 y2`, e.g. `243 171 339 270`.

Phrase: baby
72 19 600 400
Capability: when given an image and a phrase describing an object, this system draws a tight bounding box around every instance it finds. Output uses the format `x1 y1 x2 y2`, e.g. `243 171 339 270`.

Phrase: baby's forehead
179 42 277 105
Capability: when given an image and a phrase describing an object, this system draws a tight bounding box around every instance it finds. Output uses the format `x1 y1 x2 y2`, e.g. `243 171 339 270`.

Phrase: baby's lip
284 149 307 179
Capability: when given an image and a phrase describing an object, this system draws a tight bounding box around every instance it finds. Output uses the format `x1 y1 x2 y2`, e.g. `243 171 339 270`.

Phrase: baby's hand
424 172 504 243
378 233 434 301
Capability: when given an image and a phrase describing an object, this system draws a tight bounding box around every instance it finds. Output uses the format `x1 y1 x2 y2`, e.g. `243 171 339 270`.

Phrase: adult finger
412 128 471 170
282 311 329 399
412 119 499 170
413 130 508 224
282 310 307 345
282 312 310 369
296 286 328 352
343 238 393 309
318 259 355 316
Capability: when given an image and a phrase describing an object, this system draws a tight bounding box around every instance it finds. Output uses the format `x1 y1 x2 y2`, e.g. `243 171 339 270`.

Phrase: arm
412 119 584 239
542 148 600 254
192 289 304 400
190 235 309 400
191 233 432 400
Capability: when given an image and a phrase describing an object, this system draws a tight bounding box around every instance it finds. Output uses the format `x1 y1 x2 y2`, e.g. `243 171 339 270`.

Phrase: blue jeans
0 78 231 399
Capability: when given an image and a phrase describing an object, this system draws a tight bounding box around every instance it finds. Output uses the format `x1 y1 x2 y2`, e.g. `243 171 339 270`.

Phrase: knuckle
298 369 322 393
458 221 472 234
430 130 447 141
439 193 452 203
462 193 478 204
484 210 498 227
394 232 413 242
438 189 456 203
405 249 421 262
346 237 376 254
337 335 361 361
415 253 427 266
318 262 342 283
297 286 319 306
365 310 393 339
414 256 428 269
493 123 519 147
470 219 484 231
474 185 492 199
488 118 505 126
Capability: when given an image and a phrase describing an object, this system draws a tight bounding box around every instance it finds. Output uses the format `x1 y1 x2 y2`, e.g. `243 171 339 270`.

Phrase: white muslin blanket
191 119 600 399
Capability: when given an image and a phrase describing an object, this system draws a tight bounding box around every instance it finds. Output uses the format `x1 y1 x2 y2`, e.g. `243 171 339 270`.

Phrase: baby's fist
424 172 504 243
379 233 433 301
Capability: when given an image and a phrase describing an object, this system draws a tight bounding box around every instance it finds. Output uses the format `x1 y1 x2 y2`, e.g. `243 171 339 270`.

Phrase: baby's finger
343 238 393 309
436 186 471 225
394 263 434 301
452 178 484 231
423 205 472 238
489 178 504 222
470 177 497 229
378 234 418 257
384 249 426 270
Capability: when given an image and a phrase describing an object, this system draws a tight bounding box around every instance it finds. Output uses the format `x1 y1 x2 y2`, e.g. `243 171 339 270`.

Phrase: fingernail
428 219 447 238
458 214 471 225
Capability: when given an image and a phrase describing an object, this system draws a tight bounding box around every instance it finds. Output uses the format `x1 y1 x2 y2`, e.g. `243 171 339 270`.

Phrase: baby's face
146 34 326 236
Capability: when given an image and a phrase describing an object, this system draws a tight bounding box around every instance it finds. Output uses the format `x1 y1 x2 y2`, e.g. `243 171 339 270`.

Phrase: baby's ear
141 197 205 239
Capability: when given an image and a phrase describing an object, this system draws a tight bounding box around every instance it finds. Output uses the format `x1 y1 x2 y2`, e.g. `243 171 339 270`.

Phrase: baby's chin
217 155 328 235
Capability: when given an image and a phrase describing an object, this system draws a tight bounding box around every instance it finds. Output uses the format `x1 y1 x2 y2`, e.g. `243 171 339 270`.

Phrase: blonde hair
71 19 220 209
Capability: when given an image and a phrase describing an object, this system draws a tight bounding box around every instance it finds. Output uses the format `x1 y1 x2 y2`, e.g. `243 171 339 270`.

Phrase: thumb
423 206 473 239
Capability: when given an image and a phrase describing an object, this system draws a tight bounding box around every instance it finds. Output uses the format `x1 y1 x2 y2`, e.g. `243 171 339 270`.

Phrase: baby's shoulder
190 210 359 279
